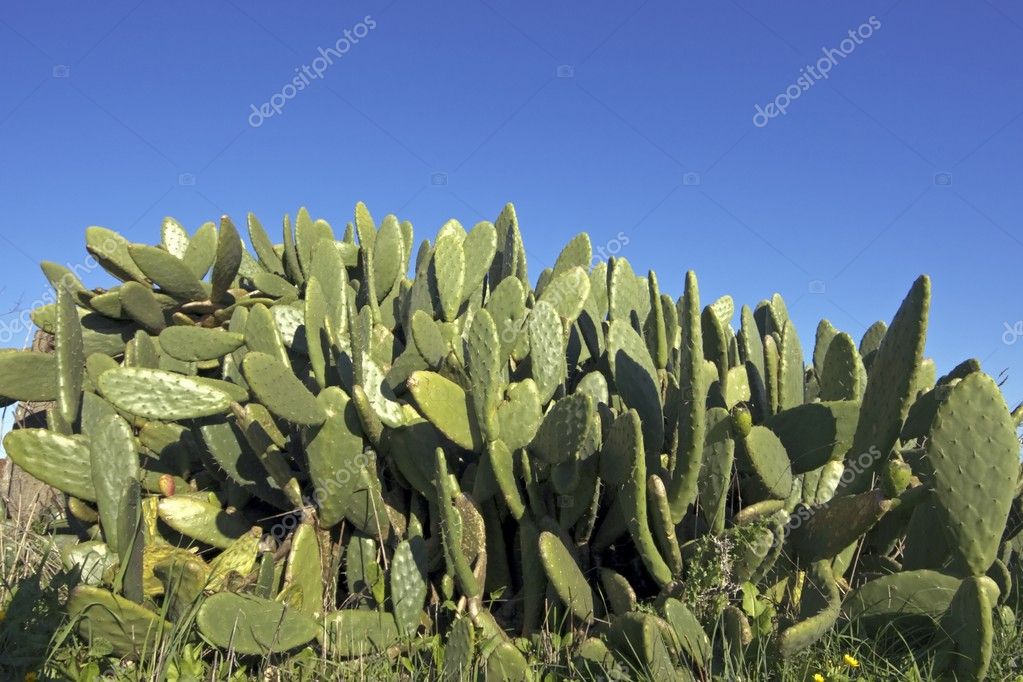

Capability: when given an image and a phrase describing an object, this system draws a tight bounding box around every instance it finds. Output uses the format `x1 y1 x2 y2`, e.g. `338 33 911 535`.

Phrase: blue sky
1 1 1022 437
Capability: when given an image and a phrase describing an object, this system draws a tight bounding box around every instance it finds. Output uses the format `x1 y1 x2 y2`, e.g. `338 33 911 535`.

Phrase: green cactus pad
488 439 526 520
648 475 683 575
158 326 245 362
465 308 502 438
211 216 242 301
607 319 663 459
527 300 566 404
197 591 319 655
345 534 382 603
669 270 706 522
444 616 476 681
242 352 326 426
407 370 481 451
247 213 285 275
85 226 149 283
435 449 481 599
183 222 218 279
90 414 141 554
320 608 400 658
539 530 594 622
778 559 841 656
485 640 531 682
697 407 735 532
841 276 930 494
614 409 673 586
55 284 85 423
391 537 428 637
303 387 366 527
662 598 711 670
372 214 404 300
410 309 447 366
431 232 465 322
160 217 189 257
735 425 793 500
531 392 594 466
494 379 542 451
552 232 591 275
197 417 291 509
843 569 963 632
598 568 637 615
98 367 232 420
485 275 527 362
283 522 324 617
606 611 677 679
936 575 995 681
812 319 838 378
156 495 250 548
0 350 57 401
3 429 96 501
244 303 291 367
69 586 170 657
764 400 860 474
207 527 261 591
777 320 804 410
462 220 497 300
119 281 167 333
538 266 590 324
128 243 207 301
790 490 891 563
927 372 1019 576
819 331 865 401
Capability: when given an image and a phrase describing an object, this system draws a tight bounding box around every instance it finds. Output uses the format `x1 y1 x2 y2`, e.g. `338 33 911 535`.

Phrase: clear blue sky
1 1 1021 424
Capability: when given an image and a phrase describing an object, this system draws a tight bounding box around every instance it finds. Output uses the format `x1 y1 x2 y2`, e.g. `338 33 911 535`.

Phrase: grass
3 524 1022 682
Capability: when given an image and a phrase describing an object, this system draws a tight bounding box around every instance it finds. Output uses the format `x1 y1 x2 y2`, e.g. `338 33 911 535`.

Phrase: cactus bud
158 474 176 497
730 403 753 438
881 459 912 499
68 496 99 523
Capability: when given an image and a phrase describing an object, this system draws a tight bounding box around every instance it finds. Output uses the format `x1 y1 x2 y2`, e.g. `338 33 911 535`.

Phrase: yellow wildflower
843 653 860 668
0 609 6 622
813 674 825 682
24 673 37 682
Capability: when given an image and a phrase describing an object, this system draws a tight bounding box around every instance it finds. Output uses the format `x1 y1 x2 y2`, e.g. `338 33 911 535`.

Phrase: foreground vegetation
0 202 1021 680
2 523 1022 681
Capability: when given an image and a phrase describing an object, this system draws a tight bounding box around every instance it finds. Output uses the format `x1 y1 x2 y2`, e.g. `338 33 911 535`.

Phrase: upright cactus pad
840 276 930 493
539 530 594 622
927 371 1019 576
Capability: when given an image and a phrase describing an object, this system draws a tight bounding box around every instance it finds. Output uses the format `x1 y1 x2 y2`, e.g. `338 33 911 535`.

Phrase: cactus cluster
2 202 1022 680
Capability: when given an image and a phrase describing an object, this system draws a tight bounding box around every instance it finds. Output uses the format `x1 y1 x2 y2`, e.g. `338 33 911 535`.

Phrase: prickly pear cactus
0 201 1018 678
